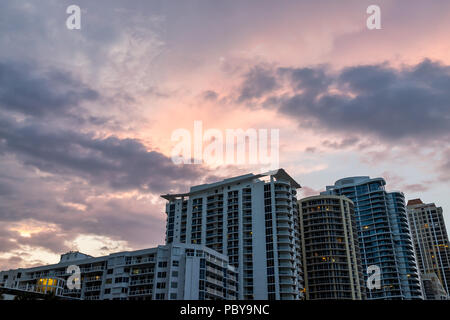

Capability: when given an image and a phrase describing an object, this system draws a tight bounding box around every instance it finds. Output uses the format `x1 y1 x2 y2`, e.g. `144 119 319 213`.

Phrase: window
155 293 165 300
157 282 166 289
104 288 111 294
158 261 167 268
157 272 167 278
114 277 129 283
171 282 178 288
172 260 179 267
170 293 177 299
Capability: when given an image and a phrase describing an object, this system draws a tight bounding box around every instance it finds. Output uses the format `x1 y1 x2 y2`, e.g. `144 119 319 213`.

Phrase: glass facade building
322 176 422 299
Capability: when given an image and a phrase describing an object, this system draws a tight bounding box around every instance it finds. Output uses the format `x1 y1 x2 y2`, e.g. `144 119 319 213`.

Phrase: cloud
238 59 450 142
304 147 317 153
202 90 219 101
438 148 450 181
0 226 20 253
0 116 206 193
0 256 24 271
322 137 360 149
0 61 99 117
238 65 279 102
402 184 430 193
379 171 432 194
299 186 324 198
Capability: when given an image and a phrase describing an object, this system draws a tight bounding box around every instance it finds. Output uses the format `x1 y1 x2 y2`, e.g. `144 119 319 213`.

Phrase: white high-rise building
0 243 237 300
161 169 304 300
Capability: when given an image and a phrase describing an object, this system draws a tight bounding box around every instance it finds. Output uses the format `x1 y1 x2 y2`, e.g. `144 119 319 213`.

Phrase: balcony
129 279 153 286
81 266 105 273
129 289 152 296
206 287 224 297
84 285 101 292
278 253 294 261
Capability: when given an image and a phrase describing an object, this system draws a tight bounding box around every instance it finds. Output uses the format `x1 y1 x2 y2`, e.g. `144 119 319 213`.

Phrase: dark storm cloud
0 61 99 117
238 66 279 102
240 59 450 141
279 66 331 95
0 116 205 193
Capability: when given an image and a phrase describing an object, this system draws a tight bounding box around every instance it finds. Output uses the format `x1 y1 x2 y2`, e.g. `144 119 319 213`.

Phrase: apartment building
0 243 238 300
420 273 448 300
161 169 304 300
299 195 365 300
322 176 422 299
407 199 450 299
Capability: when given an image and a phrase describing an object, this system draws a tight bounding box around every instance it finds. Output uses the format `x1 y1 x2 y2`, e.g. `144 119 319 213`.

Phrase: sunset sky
0 0 449 270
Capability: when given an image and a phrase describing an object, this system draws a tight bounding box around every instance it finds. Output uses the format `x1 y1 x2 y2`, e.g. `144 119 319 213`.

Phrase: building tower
299 195 365 300
322 177 422 299
161 169 304 300
407 199 450 299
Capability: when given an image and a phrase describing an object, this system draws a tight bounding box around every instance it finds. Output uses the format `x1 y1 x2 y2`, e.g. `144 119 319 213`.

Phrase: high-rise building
406 199 450 299
0 243 238 300
299 195 365 300
161 169 304 300
420 273 448 300
322 176 422 299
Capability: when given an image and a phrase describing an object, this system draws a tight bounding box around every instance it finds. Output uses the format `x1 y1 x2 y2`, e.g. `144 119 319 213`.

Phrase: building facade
322 177 422 299
0 243 237 300
407 199 450 299
420 273 448 300
299 195 365 300
162 169 304 300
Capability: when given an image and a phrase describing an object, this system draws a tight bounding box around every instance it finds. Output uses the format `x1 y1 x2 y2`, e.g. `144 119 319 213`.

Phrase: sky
0 0 449 270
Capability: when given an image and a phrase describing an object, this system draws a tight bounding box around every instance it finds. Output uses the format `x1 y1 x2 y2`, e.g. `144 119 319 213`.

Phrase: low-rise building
0 243 237 300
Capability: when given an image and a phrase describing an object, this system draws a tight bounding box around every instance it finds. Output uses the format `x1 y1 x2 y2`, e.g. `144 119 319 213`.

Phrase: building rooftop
161 168 301 200
407 198 424 206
